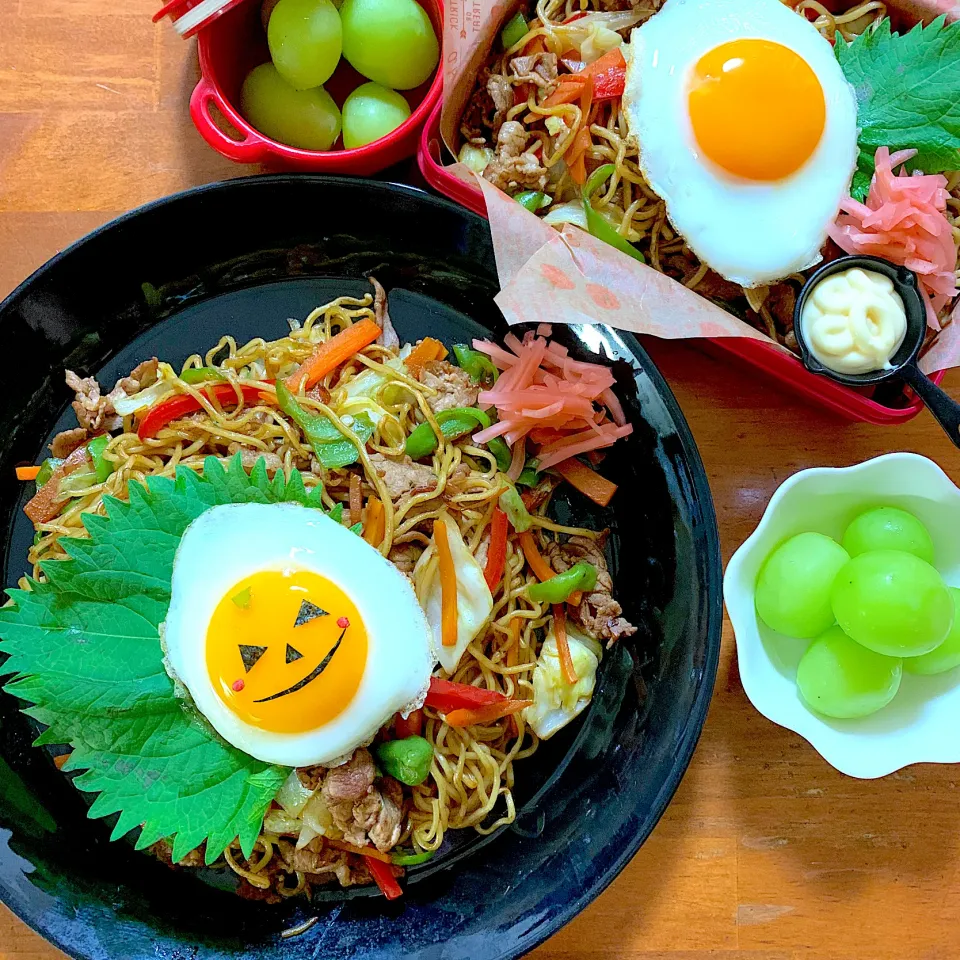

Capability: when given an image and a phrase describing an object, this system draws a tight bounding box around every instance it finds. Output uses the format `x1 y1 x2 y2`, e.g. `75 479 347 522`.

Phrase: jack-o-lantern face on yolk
205 569 368 734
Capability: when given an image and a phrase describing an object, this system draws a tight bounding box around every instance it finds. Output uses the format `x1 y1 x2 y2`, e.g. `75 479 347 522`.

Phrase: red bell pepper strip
366 856 403 900
559 47 626 101
483 508 509 592
137 383 272 440
424 677 505 713
395 708 424 738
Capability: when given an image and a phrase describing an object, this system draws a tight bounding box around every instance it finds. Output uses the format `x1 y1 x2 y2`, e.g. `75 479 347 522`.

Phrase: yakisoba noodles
461 0 959 350
18 284 636 899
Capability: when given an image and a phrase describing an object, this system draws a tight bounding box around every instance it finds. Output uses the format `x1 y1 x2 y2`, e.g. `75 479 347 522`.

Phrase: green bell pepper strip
404 407 492 461
35 458 62 489
86 435 113 484
375 736 434 786
180 366 226 385
488 437 513 472
499 485 533 533
583 165 646 264
391 849 436 867
452 344 498 384
527 561 598 604
516 464 540 487
276 382 374 470
501 10 528 49
515 190 551 213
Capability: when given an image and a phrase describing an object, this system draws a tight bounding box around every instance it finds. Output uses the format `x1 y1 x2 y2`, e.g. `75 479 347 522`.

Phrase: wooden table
3 4 960 958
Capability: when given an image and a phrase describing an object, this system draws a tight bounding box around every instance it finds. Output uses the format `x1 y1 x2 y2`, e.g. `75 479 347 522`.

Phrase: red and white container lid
153 0 249 37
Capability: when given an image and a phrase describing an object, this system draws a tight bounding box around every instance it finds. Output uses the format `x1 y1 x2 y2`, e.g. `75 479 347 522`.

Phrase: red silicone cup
191 0 444 176
417 100 945 424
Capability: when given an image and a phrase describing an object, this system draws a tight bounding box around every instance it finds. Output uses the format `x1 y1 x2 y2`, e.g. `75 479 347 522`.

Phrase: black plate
0 177 721 960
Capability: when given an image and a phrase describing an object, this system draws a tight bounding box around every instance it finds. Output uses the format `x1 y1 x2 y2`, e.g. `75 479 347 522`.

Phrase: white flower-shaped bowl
725 453 960 779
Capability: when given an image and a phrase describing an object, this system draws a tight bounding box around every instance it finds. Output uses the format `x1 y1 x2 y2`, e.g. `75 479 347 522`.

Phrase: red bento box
417 100 946 425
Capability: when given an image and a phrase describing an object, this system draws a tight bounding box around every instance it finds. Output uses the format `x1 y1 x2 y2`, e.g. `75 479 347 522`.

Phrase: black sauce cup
794 254 960 448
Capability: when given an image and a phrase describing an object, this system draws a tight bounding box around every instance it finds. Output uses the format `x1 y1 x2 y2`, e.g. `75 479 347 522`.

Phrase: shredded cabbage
458 143 495 174
550 11 643 63
275 769 315 817
524 623 601 739
414 514 494 673
263 810 303 836
112 380 173 416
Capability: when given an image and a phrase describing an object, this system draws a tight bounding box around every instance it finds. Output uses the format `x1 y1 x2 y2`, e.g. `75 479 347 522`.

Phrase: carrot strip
363 497 385 547
326 838 391 864
285 317 381 393
540 77 586 109
444 699 532 728
405 337 448 377
568 590 583 607
16 466 41 481
552 604 579 685
519 530 556 583
554 458 618 507
434 519 458 647
366 856 403 899
53 752 71 770
349 474 362 527
507 618 521 668
567 126 592 185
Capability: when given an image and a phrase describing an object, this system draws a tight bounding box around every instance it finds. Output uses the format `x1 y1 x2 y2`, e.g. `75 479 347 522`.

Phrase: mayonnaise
800 268 907 375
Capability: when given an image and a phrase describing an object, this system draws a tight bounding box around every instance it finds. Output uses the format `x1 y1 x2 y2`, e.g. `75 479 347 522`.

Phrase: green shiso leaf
837 16 960 191
0 454 333 865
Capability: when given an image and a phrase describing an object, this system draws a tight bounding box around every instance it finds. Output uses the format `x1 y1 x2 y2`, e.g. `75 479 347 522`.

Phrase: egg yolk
687 39 826 182
206 569 368 734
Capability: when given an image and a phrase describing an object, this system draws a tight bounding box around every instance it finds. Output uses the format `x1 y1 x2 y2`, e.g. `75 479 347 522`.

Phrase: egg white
163 502 435 767
622 0 858 287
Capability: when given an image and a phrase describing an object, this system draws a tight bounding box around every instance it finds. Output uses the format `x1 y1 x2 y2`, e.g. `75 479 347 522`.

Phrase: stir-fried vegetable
404 337 448 377
15 466 41 481
499 485 533 533
452 343 499 384
86 434 113 483
423 677 505 713
552 604 579 685
416 518 494 673
276 381 374 470
138 383 270 440
528 561 597 605
554 457 617 507
483 507 509 592
444 698 532 728
458 142 495 174
366 856 403 900
560 46 626 100
515 190 551 213
363 496 385 547
179 366 226 385
284 316 382 393
583 164 646 264
501 9 528 49
518 531 557 583
34 458 62 488
525 622 601 738
488 436 512 472
433 517 458 648
404 407 491 460
23 445 91 524
375 736 434 786
395 708 423 738
391 849 435 866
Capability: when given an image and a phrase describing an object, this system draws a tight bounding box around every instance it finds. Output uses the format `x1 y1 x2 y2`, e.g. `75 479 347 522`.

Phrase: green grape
904 586 960 674
240 64 342 151
342 82 411 148
831 549 953 657
755 532 849 638
797 625 902 719
268 0 342 90
340 0 439 90
842 506 934 564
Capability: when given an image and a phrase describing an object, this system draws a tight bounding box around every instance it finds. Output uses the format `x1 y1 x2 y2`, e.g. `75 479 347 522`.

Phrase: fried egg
163 502 434 767
622 0 858 287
